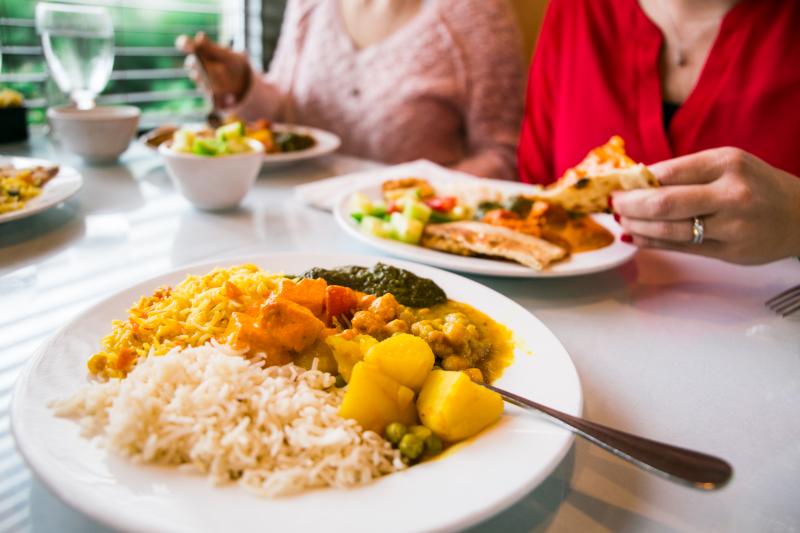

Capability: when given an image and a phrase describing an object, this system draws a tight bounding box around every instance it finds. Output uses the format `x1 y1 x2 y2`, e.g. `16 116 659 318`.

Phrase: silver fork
765 284 800 317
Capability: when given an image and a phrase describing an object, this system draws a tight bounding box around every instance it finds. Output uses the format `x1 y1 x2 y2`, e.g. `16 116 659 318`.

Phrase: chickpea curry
225 264 513 385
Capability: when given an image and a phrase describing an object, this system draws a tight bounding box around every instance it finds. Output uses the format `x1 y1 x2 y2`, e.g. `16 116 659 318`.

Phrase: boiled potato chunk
294 338 338 375
364 333 434 391
325 334 377 382
339 362 417 434
417 370 504 442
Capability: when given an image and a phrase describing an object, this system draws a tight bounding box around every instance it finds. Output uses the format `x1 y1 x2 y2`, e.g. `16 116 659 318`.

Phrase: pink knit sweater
235 0 525 180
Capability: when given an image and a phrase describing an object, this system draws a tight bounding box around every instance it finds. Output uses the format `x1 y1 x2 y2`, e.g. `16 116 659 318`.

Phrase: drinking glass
35 2 114 110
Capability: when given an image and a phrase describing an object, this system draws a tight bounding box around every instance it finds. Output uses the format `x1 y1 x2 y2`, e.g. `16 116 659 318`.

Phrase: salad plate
332 167 637 278
142 122 340 167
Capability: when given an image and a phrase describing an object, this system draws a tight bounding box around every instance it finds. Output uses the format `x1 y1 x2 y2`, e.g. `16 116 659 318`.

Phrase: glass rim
35 2 114 37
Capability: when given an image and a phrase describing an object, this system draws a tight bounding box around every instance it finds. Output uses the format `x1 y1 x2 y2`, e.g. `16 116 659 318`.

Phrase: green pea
398 433 425 461
335 375 347 388
384 422 408 446
410 425 432 440
424 433 443 455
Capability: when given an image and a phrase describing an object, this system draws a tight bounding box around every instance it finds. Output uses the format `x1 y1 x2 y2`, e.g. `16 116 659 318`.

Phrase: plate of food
142 118 341 167
0 156 82 224
333 137 658 277
11 253 581 533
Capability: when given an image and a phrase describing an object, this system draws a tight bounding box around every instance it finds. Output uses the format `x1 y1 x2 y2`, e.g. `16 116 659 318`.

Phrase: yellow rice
0 170 44 214
88 264 284 379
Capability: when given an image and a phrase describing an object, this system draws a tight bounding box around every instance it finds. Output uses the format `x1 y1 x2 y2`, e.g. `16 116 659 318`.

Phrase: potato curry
225 272 513 386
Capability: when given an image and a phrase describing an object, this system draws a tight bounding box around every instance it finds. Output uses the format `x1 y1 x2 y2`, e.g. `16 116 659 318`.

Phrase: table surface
1 137 798 533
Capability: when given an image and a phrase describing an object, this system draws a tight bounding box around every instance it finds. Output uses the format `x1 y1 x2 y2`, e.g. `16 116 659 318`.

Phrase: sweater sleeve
517 0 562 184
232 0 316 122
439 0 526 181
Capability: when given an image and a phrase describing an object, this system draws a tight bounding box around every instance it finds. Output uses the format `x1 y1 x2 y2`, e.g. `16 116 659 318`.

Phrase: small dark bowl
0 107 29 144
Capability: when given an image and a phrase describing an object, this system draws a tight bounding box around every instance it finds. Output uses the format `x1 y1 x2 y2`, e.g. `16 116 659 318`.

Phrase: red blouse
518 0 800 184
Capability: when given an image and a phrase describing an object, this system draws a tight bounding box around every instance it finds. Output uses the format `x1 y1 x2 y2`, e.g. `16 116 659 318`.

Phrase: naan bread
527 136 659 214
421 221 568 270
530 164 659 214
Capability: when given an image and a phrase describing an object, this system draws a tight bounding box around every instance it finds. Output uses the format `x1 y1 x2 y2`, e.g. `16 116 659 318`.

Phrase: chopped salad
350 178 472 245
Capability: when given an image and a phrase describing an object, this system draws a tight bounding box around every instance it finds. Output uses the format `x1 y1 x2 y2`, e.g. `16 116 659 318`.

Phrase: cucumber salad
170 122 254 157
349 179 472 245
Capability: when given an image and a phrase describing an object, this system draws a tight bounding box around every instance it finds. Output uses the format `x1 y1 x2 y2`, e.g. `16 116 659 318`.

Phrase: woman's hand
175 32 252 108
612 147 800 265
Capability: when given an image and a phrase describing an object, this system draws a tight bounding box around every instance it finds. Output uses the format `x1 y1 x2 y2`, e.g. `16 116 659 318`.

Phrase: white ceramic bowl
159 139 264 210
47 105 140 163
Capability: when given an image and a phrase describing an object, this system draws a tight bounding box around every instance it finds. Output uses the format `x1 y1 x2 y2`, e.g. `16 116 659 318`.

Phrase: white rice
52 342 405 497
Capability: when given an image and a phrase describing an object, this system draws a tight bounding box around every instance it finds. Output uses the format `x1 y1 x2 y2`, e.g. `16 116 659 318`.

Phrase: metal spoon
484 383 733 490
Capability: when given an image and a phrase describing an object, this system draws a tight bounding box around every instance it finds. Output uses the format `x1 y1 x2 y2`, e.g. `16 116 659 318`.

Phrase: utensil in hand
183 52 222 128
765 284 800 317
36 2 114 110
484 383 733 490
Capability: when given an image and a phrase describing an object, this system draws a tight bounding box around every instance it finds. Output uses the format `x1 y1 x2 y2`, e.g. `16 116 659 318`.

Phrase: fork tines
766 284 800 317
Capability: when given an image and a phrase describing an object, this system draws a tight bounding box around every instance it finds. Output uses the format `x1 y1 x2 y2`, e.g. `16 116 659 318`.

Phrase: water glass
35 2 114 110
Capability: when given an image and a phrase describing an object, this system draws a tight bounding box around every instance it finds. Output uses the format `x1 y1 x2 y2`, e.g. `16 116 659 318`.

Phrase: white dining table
0 136 798 533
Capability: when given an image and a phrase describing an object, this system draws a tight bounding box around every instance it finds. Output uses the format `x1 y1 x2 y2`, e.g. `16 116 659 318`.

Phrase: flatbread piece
421 221 568 270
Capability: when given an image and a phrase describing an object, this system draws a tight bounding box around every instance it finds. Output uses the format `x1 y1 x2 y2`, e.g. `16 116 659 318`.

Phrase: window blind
0 0 250 127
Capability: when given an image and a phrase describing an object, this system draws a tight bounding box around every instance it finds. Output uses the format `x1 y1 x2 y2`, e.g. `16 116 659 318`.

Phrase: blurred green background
0 0 287 127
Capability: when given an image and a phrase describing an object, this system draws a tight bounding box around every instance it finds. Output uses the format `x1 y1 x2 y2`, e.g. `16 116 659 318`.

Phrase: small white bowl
47 105 140 164
159 139 264 210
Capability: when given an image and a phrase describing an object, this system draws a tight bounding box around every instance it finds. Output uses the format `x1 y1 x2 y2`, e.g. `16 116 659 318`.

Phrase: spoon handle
484 384 732 490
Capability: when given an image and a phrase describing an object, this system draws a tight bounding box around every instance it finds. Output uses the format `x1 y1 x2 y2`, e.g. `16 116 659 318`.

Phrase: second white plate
0 156 82 224
333 170 636 278
259 124 341 167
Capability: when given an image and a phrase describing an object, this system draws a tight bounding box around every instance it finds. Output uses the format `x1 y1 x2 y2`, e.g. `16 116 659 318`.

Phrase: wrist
786 177 800 257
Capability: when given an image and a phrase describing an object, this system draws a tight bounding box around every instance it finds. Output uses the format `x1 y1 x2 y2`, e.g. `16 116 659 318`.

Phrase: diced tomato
425 196 457 212
387 200 401 214
325 285 359 324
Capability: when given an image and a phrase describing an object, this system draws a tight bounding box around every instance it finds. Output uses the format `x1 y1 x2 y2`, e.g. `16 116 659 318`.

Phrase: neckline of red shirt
629 0 757 162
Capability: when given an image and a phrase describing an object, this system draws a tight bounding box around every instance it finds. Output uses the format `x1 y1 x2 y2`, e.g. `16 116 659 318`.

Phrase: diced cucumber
361 216 394 239
192 137 225 156
429 211 452 223
216 121 245 141
351 212 364 223
225 138 250 154
390 212 424 244
403 200 432 223
350 193 372 214
368 202 388 217
172 129 195 152
349 193 387 217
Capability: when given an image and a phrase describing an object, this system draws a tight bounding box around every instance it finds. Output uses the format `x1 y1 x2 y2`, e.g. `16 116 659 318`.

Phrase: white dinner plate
258 124 341 167
332 169 637 278
0 156 82 224
141 123 341 167
11 252 581 533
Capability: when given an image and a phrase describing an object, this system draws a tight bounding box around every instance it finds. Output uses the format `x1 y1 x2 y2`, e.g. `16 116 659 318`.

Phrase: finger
612 185 720 220
620 217 692 242
620 214 723 243
193 34 233 62
630 235 724 259
175 34 194 53
649 149 728 186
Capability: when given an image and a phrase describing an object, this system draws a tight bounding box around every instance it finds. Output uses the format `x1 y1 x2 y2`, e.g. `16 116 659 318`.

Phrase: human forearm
230 71 286 122
451 147 517 181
